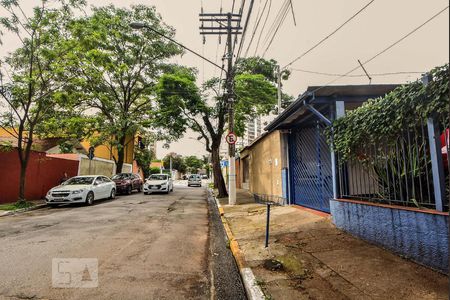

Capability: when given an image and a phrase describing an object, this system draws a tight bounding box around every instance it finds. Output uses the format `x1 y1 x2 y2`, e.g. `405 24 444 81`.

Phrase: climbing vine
331 64 449 160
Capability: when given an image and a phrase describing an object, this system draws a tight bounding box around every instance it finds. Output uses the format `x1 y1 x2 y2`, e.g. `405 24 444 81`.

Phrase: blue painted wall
330 200 449 274
282 168 288 201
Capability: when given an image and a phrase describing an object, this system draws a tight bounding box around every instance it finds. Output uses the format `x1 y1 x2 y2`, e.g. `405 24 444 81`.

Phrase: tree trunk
18 156 28 202
211 145 228 198
17 136 33 203
116 135 127 174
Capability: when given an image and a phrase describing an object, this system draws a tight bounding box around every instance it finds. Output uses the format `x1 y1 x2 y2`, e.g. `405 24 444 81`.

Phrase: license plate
151 187 159 190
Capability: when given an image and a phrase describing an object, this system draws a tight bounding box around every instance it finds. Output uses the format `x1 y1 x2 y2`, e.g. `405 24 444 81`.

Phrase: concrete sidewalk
218 190 449 300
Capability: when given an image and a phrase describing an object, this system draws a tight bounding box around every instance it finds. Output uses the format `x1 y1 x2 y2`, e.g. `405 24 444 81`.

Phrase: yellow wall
240 131 283 197
81 135 135 164
0 128 13 137
150 161 163 169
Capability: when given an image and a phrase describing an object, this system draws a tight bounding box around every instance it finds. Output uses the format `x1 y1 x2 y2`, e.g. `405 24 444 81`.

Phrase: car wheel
110 188 116 199
127 185 132 195
137 185 142 193
85 192 94 206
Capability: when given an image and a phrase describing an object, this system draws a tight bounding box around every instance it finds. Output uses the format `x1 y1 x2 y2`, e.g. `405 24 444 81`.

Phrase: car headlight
47 190 52 196
72 189 85 195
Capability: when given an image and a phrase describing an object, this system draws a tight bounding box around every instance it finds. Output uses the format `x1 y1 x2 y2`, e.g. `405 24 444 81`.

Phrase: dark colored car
112 173 143 195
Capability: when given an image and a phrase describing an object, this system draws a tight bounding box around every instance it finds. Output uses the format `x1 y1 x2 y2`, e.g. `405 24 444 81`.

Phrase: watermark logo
52 258 98 288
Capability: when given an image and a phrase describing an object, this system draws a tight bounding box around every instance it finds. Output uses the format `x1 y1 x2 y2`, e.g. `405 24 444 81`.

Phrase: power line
130 23 225 71
291 68 425 78
254 0 272 56
236 0 256 60
283 0 376 69
361 5 449 69
232 0 246 55
306 5 449 95
262 0 289 47
244 0 269 57
262 0 290 57
288 0 296 26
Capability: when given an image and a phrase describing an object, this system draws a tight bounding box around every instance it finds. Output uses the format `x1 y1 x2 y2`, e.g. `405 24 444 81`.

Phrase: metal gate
289 122 333 213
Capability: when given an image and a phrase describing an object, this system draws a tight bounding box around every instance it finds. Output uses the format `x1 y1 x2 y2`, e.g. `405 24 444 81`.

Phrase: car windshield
63 177 95 185
149 175 168 181
112 174 129 180
189 175 200 180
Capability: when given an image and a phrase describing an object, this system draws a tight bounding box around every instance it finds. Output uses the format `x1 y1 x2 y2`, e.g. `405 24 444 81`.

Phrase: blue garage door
289 123 333 213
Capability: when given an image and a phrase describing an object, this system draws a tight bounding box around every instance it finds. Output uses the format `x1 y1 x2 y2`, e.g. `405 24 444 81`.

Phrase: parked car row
45 171 207 207
45 172 180 207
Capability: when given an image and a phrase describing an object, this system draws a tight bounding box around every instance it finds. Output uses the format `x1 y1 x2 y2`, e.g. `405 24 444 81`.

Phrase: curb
0 204 47 217
210 190 265 300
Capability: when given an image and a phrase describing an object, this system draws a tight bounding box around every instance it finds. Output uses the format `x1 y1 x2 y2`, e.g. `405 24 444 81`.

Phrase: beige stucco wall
79 157 133 177
79 157 115 177
241 131 283 198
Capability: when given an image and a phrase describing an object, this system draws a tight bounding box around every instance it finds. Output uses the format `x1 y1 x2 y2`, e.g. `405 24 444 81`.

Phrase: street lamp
129 22 146 30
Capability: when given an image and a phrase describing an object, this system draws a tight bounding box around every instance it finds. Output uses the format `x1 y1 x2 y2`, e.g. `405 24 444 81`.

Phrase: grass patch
277 255 309 279
255 278 266 287
0 201 34 211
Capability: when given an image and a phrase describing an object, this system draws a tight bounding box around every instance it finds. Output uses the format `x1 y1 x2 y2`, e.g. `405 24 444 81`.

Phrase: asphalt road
0 183 245 300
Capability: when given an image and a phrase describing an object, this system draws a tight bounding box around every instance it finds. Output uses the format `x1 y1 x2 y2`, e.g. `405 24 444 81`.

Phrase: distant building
243 116 263 147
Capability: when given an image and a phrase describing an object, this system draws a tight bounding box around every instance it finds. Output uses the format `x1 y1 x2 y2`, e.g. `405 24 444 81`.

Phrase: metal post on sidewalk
265 203 271 248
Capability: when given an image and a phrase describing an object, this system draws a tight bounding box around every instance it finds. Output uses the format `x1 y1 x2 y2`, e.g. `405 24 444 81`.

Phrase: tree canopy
65 4 182 172
0 0 86 201
153 57 288 197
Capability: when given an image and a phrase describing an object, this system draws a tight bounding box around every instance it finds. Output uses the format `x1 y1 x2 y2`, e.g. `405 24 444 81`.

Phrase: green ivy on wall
330 64 449 160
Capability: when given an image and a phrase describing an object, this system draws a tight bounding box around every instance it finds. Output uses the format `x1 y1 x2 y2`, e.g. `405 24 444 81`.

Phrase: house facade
254 83 449 273
239 130 288 204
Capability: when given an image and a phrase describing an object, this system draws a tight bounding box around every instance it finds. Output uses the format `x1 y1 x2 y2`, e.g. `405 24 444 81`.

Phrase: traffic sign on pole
226 132 238 145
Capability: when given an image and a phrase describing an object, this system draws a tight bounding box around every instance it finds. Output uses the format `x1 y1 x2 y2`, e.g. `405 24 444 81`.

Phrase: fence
337 116 449 212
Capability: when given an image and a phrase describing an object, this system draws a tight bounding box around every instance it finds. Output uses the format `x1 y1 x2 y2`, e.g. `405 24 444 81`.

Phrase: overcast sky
1 0 449 158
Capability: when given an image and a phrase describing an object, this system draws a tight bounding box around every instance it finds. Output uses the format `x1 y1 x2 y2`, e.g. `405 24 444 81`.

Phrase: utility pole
200 12 242 205
277 65 283 114
226 13 237 205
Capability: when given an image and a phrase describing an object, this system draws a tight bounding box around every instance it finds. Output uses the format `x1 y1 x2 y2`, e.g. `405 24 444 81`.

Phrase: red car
112 173 143 195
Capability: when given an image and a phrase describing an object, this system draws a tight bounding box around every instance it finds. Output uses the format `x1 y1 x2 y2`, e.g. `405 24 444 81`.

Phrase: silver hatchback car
187 174 202 187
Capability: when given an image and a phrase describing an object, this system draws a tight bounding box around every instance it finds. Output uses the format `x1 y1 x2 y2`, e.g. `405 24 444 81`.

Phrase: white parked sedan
144 174 173 194
46 176 116 206
188 174 202 187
